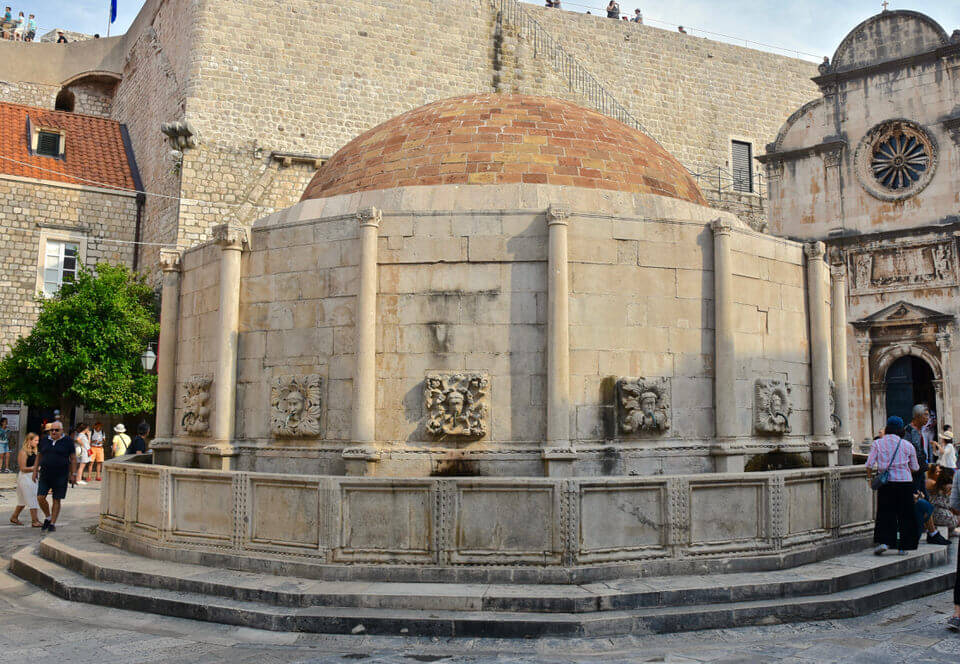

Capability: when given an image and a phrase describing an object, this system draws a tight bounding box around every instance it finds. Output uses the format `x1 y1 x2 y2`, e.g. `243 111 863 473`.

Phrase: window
42 240 79 297
36 131 62 157
731 140 753 193
54 88 75 113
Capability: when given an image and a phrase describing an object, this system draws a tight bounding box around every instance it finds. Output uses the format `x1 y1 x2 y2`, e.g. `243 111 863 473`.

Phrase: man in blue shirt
33 421 77 532
0 417 10 473
905 404 950 546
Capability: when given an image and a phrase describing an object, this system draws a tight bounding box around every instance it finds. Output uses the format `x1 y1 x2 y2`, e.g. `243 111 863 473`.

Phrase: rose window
871 133 929 190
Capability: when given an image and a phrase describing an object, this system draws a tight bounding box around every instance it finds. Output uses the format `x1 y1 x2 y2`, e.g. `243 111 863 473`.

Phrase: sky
17 0 960 61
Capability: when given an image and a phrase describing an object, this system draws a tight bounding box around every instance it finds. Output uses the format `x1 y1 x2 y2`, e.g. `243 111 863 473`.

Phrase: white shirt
940 443 957 469
91 429 105 445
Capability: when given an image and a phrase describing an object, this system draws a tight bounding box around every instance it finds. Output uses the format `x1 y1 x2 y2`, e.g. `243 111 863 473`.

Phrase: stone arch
875 343 942 383
54 88 75 112
831 11 949 73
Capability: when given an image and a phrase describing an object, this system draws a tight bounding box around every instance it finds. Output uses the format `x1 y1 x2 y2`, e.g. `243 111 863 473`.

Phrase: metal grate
36 131 61 157
731 140 753 193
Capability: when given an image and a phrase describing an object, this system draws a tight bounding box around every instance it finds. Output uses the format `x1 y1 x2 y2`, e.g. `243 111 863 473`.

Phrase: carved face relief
424 371 489 438
616 377 671 435
755 378 792 435
181 375 213 435
270 374 322 437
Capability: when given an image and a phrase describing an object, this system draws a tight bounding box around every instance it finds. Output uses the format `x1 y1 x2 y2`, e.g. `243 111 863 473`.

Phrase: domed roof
301 94 705 205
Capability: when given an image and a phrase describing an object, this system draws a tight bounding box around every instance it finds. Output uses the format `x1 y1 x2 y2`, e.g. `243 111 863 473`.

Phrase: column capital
937 330 952 352
855 334 871 357
546 204 570 226
830 263 847 281
159 248 182 272
212 223 249 250
804 241 826 260
357 206 382 228
710 218 734 236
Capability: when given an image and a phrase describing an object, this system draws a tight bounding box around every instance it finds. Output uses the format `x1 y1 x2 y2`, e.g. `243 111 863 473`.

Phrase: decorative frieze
270 374 323 437
754 378 792 435
424 371 489 438
829 380 840 435
616 377 671 435
848 240 957 294
181 375 212 435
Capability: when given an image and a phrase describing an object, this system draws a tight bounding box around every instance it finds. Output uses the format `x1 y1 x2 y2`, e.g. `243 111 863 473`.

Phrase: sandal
30 521 43 527
9 518 22 525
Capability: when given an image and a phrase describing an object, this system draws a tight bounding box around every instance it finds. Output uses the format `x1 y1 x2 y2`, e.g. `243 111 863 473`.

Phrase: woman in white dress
935 430 957 470
74 423 91 485
9 433 40 526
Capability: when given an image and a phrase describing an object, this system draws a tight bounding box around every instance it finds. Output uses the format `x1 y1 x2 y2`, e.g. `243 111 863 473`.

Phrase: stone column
806 242 836 466
856 335 873 450
344 207 382 476
155 248 182 449
208 223 247 467
543 205 576 477
937 330 953 432
711 219 743 472
830 262 852 464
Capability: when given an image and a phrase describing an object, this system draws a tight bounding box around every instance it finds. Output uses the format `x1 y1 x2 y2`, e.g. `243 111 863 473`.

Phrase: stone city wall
99 456 874 581
0 176 138 352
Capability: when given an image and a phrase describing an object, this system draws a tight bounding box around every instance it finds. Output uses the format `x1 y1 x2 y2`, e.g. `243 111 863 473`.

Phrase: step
32 534 951 614
9 545 956 637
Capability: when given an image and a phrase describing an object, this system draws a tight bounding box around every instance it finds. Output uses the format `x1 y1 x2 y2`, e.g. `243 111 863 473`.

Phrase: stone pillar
208 224 247 467
830 263 852 465
155 249 182 445
806 242 836 466
711 219 743 472
344 207 382 476
856 335 873 450
937 330 953 432
543 205 576 477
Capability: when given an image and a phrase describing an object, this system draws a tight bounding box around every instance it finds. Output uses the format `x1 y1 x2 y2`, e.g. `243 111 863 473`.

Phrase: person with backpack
112 423 131 457
866 415 920 555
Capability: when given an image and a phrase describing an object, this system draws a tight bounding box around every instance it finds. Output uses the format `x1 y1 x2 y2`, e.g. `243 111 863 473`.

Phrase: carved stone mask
640 392 657 415
445 390 465 415
281 390 305 421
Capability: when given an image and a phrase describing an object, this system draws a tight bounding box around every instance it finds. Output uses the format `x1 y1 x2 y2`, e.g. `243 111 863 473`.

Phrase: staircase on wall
491 0 768 230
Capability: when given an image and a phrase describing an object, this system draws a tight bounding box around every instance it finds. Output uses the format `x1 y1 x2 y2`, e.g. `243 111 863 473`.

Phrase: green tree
0 263 159 424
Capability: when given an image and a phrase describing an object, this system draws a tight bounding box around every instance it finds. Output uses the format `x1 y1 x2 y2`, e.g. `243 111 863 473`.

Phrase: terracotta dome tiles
301 94 706 206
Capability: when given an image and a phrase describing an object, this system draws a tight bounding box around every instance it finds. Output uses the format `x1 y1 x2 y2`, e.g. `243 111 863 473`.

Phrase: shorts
90 446 104 463
37 472 68 500
0 441 8 454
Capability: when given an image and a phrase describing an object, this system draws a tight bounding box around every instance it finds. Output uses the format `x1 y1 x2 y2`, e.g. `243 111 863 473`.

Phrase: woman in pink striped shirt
866 416 920 554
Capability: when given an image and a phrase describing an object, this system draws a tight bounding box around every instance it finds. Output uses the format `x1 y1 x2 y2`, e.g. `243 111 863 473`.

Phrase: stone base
810 440 839 467
342 446 381 476
541 448 577 477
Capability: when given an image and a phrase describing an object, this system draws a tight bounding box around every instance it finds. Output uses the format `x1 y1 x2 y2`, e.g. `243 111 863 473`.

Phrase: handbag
871 438 903 490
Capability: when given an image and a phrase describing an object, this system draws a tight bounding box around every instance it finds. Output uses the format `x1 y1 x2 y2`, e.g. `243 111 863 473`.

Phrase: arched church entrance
884 355 935 424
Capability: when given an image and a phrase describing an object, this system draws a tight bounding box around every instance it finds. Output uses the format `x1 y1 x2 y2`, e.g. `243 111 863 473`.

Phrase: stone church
763 10 960 444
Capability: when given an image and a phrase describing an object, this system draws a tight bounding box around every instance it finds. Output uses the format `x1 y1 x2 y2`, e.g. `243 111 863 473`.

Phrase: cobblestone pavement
1 482 958 663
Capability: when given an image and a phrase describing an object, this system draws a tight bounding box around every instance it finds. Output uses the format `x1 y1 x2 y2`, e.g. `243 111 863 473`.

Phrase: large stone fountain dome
301 93 706 204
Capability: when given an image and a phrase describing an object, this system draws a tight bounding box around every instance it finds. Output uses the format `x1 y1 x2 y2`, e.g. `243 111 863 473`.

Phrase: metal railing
688 165 767 200
492 0 651 137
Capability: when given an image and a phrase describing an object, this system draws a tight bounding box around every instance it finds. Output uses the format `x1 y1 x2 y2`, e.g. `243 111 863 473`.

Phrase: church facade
763 10 960 443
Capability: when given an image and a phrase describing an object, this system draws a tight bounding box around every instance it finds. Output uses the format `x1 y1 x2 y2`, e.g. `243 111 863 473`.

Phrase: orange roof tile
0 102 137 192
302 94 705 205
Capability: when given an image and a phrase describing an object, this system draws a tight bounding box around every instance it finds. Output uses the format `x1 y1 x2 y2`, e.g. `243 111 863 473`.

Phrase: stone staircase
9 532 956 637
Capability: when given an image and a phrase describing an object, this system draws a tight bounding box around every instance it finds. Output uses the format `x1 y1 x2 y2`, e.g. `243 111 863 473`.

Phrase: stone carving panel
616 377 671 435
848 240 956 294
270 374 322 437
754 378 792 435
181 375 212 435
424 371 489 438
829 380 840 435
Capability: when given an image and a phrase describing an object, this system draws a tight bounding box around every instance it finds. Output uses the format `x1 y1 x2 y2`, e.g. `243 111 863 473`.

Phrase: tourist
0 416 10 473
112 423 130 456
56 30 67 43
923 407 937 458
9 433 41 527
632 9 643 23
678 26 688 34
606 1 619 19
930 467 959 538
24 13 34 41
903 404 948 543
12 10 23 40
128 422 150 454
1 7 12 40
935 429 956 470
34 421 77 532
949 467 960 631
866 415 920 555
89 422 105 480
74 423 91 484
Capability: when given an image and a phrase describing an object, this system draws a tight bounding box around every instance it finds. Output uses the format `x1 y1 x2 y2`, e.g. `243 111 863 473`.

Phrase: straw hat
942 430 953 441
113 423 126 433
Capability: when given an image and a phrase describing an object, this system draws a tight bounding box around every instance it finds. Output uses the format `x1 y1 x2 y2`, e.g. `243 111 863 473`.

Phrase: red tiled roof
0 102 136 191
302 94 706 205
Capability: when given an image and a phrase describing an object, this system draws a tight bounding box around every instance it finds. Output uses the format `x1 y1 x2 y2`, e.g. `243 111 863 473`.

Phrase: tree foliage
0 263 159 421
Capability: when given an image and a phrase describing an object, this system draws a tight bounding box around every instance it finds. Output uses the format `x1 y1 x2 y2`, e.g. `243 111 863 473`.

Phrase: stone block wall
0 176 138 352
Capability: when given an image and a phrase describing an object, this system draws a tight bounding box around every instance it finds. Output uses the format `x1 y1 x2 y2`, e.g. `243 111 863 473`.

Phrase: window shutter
37 131 61 157
731 140 753 193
